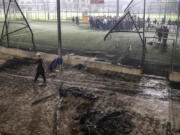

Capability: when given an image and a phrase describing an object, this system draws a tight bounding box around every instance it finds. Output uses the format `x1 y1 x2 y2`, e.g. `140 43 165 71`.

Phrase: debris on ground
32 93 57 106
0 53 179 135
74 110 134 135
60 87 98 101
73 64 87 70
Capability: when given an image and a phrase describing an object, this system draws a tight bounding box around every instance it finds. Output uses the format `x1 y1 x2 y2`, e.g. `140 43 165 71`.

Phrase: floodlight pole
56 0 63 71
164 0 167 21
175 1 180 48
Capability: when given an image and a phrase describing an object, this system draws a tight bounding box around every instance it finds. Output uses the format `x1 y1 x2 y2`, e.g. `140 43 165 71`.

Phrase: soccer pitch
0 22 142 56
0 22 180 70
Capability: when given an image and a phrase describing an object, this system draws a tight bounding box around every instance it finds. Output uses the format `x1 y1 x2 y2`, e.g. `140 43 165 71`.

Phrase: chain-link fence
0 0 180 76
104 0 180 76
0 0 127 21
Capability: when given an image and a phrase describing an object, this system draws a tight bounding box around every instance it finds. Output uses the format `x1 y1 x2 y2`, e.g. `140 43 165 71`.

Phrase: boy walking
34 53 46 83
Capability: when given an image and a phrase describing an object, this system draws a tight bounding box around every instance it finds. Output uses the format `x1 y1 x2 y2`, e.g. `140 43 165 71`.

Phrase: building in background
0 0 131 21
17 0 55 12
64 0 129 16
16 0 129 14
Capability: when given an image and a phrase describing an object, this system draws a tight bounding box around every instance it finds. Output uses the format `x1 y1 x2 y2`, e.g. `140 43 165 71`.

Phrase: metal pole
4 0 10 48
104 11 130 41
129 12 144 44
141 0 146 69
1 0 10 47
56 1 63 135
47 1 50 21
171 1 180 73
14 0 36 50
171 40 175 72
90 4 92 16
116 0 119 17
35 0 37 20
175 1 180 48
77 0 79 17
108 7 109 16
164 1 167 22
1 0 6 40
56 0 63 71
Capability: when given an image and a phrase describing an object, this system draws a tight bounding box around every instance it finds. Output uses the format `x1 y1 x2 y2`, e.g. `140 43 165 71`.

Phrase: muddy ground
0 53 180 135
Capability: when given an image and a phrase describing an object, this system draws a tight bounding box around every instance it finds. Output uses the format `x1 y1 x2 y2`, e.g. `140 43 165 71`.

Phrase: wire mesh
0 0 179 75
103 0 180 75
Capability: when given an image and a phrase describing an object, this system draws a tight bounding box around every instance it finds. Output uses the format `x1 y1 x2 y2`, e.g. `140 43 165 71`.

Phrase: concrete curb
169 72 180 83
0 46 142 76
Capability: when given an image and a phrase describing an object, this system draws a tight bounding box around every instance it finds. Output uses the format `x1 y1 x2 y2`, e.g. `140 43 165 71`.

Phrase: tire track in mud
0 72 179 134
0 73 172 101
1 72 166 89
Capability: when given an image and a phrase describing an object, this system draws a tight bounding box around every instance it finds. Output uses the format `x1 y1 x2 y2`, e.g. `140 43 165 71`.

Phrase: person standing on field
76 16 79 25
34 53 46 83
72 16 75 23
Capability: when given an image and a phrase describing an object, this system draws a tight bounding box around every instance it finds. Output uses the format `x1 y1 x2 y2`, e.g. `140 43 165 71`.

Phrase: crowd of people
87 16 179 31
71 15 178 48
87 16 174 50
89 16 119 30
72 16 79 25
89 16 141 31
71 15 179 32
155 25 169 49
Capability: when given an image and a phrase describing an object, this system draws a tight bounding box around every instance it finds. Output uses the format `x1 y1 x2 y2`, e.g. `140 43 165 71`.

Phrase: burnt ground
0 53 180 135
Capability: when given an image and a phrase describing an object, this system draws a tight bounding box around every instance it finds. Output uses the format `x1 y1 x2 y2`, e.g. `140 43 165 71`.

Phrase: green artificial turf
0 22 180 72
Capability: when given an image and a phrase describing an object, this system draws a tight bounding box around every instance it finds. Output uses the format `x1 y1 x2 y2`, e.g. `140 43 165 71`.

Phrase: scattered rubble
73 64 87 70
0 54 180 135
32 93 57 106
74 110 133 135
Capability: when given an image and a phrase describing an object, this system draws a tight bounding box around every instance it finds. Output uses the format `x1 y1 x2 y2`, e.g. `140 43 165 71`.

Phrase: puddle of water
144 79 162 87
139 77 169 99
142 88 168 99
140 77 165 87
